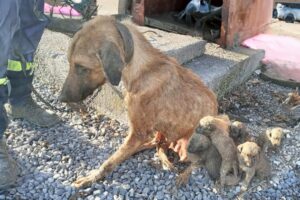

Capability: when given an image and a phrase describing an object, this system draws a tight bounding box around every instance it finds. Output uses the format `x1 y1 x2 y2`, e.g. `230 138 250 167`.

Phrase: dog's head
230 121 247 139
237 142 260 167
187 131 211 154
59 16 134 102
198 115 230 135
266 127 283 147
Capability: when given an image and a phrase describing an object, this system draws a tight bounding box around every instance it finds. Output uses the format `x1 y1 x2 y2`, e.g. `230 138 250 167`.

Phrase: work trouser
0 0 48 139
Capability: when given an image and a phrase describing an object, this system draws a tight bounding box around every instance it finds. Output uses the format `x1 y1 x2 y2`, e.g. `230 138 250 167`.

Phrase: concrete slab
137 26 206 64
96 0 119 15
185 43 265 98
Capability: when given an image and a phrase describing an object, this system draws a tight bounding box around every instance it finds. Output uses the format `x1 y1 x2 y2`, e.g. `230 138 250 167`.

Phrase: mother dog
59 16 218 188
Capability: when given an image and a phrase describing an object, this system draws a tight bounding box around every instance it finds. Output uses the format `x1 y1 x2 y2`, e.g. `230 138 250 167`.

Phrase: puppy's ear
116 22 134 63
195 126 202 134
266 129 272 138
98 42 124 85
237 145 243 153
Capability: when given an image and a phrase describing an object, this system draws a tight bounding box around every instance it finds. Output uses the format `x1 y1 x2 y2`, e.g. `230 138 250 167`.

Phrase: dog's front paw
72 170 100 189
72 176 95 189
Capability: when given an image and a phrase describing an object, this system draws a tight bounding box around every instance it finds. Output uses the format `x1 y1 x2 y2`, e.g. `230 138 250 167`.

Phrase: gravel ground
0 71 299 199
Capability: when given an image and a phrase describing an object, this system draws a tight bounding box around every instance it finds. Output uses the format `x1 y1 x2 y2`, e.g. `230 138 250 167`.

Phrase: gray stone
156 191 165 200
93 190 101 196
142 187 150 195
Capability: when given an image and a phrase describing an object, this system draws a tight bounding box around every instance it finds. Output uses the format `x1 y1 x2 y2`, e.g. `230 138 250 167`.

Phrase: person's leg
6 0 60 127
0 0 21 190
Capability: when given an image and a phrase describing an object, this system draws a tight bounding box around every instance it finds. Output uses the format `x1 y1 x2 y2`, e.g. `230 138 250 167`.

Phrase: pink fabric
242 34 300 82
44 2 81 16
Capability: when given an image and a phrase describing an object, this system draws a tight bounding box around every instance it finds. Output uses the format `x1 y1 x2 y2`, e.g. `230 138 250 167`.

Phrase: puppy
257 127 284 152
229 121 250 145
176 133 221 186
199 115 239 188
237 142 271 191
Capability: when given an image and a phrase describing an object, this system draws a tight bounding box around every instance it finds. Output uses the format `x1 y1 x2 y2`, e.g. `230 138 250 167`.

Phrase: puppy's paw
161 160 177 172
241 183 248 192
176 174 189 187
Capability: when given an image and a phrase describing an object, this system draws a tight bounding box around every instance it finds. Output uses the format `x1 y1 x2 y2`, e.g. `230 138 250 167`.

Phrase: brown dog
198 115 240 188
237 142 271 191
229 121 250 145
257 127 284 152
176 134 222 187
59 16 218 188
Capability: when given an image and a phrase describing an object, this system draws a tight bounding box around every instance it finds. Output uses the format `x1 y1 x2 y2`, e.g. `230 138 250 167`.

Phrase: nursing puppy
229 121 250 145
198 115 239 188
59 16 218 188
176 134 222 187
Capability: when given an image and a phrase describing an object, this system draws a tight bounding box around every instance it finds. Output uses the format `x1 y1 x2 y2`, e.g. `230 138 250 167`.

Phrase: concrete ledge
137 25 206 64
185 43 265 98
46 15 206 64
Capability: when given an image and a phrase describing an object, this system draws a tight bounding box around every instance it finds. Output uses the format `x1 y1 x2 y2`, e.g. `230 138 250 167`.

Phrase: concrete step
137 25 206 64
34 29 264 124
185 43 265 98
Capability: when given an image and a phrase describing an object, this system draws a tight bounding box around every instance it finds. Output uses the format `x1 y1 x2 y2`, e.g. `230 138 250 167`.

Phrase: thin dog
59 16 218 188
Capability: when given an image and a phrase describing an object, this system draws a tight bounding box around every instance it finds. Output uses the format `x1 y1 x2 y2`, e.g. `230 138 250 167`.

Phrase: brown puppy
59 16 218 188
229 121 250 145
176 134 221 186
237 142 271 191
198 115 239 188
257 127 284 152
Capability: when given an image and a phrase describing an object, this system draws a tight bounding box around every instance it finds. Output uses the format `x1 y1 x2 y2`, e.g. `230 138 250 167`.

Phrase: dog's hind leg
157 144 176 171
153 132 176 171
72 132 150 189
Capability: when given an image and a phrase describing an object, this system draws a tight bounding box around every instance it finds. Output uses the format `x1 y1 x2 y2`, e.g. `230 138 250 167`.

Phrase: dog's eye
75 64 90 75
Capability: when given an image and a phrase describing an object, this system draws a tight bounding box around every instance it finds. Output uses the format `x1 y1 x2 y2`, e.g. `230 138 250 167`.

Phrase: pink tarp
44 3 81 17
242 34 300 82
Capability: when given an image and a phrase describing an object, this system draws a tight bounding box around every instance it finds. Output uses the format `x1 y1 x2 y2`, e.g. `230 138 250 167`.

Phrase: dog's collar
115 22 134 64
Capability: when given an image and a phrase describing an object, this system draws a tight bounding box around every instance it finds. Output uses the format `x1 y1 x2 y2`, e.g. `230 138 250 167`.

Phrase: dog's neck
121 25 169 93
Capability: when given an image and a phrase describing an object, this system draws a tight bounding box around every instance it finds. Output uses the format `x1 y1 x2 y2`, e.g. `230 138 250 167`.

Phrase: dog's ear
68 31 81 62
98 41 124 86
115 22 134 63
97 22 134 86
237 144 243 153
195 125 202 134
